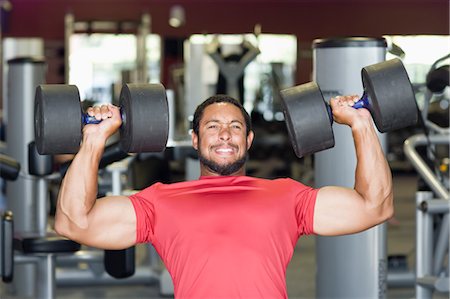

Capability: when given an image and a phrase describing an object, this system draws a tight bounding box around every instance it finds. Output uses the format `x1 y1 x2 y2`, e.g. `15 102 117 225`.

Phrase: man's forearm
352 120 394 216
55 136 105 231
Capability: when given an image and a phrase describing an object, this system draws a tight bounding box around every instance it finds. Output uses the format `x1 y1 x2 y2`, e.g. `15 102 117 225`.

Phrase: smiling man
192 95 254 176
55 94 393 298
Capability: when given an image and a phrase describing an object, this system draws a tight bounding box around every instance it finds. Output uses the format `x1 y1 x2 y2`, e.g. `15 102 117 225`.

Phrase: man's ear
247 130 255 150
191 131 199 150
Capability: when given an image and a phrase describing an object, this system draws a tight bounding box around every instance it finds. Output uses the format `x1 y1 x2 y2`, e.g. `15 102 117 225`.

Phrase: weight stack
313 37 388 299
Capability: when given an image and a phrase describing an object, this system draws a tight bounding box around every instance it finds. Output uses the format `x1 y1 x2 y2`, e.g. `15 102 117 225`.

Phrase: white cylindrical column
313 37 388 299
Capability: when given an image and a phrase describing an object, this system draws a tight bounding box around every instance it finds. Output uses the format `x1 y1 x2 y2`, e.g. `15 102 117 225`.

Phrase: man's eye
207 125 218 129
231 125 242 129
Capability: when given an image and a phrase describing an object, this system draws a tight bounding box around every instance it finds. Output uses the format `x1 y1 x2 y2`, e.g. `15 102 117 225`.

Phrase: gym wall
2 0 449 85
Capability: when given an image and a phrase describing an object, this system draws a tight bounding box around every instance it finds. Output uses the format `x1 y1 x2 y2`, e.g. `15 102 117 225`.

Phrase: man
55 94 393 298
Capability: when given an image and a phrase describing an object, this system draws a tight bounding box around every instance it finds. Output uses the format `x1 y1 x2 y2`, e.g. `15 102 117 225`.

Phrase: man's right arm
54 105 137 250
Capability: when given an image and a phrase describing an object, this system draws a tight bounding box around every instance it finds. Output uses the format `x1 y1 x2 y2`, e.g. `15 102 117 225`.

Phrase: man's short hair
192 95 252 136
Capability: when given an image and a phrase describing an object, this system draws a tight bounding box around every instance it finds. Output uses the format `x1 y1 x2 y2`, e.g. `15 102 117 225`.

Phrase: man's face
192 102 254 176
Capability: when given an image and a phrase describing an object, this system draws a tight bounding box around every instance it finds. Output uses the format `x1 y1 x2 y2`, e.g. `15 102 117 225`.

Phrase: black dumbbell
34 83 169 155
280 58 418 158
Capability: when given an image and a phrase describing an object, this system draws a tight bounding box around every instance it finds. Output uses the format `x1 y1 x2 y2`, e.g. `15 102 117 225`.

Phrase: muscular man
55 94 393 298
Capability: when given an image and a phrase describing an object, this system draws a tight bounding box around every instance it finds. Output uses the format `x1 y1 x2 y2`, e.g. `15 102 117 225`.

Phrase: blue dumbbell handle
81 109 124 125
82 114 105 124
352 93 370 109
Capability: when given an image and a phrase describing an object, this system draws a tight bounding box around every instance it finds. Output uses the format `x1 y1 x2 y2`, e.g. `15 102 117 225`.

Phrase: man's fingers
100 105 112 119
331 95 360 107
86 107 94 116
86 105 114 120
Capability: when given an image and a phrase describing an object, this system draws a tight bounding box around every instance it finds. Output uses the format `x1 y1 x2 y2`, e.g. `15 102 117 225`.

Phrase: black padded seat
14 234 80 254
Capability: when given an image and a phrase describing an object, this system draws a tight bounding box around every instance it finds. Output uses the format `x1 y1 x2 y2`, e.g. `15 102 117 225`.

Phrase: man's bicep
313 186 378 236
79 196 137 249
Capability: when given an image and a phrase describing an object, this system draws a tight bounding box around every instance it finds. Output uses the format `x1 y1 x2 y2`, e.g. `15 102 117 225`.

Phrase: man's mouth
213 144 237 155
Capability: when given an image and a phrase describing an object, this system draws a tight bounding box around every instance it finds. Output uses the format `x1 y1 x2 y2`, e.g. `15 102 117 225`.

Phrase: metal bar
426 120 450 135
433 276 449 292
417 275 450 292
404 134 449 200
14 254 40 264
420 199 450 214
56 266 160 287
64 13 74 84
106 158 133 195
386 270 415 287
36 254 55 299
417 276 438 289
56 250 103 265
136 13 150 83
433 214 449 276
416 191 434 298
36 178 48 236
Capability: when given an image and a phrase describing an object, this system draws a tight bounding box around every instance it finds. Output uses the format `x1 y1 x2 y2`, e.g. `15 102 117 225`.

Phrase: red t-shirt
129 175 318 298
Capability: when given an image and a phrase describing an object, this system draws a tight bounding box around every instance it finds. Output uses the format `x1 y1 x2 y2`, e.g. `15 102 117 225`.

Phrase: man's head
191 95 254 176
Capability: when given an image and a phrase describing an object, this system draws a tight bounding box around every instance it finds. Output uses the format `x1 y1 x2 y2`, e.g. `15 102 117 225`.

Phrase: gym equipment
0 156 18 283
0 149 81 298
206 37 260 101
34 83 169 155
1 211 13 283
6 57 46 297
0 154 20 181
389 55 449 298
281 58 418 158
404 133 449 297
426 65 449 93
104 247 135 279
1 210 81 298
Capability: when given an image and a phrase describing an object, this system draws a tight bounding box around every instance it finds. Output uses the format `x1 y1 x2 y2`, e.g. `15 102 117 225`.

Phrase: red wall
2 0 449 85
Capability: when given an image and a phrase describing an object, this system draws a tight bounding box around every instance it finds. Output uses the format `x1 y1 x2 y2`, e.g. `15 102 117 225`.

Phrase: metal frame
403 130 449 298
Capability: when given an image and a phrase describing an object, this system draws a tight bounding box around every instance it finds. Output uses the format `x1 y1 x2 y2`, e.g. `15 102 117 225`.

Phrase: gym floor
1 171 448 299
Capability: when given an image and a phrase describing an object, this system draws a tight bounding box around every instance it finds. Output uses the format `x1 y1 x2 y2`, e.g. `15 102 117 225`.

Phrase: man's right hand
84 104 122 144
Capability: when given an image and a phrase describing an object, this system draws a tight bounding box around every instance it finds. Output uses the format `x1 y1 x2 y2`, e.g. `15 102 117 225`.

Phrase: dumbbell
280 58 418 158
34 83 169 155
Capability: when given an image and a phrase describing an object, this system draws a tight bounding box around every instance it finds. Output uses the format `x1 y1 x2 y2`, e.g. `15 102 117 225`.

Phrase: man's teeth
216 148 233 153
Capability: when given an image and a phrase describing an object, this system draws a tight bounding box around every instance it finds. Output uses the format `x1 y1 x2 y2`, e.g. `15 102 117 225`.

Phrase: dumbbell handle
352 93 369 109
81 110 124 125
82 114 105 125
327 93 370 123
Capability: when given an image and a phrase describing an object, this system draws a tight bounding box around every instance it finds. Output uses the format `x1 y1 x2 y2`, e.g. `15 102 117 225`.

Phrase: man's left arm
313 96 394 236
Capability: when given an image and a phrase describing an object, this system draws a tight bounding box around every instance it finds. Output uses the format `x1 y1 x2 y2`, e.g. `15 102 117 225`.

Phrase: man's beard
198 146 248 176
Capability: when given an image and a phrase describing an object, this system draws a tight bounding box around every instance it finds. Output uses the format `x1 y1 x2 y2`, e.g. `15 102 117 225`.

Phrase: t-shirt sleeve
128 184 158 244
292 180 319 236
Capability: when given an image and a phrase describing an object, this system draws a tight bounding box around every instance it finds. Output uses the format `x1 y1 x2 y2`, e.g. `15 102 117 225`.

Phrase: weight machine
404 54 449 298
385 54 449 297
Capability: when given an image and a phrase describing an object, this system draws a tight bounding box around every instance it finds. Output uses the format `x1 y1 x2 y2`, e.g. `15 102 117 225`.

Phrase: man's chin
199 155 247 176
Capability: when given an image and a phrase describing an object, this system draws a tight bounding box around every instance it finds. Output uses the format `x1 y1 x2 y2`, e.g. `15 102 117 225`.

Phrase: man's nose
219 127 231 140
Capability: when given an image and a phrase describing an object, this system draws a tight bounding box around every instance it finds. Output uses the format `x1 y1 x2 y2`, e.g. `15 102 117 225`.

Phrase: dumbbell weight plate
280 82 335 158
362 58 418 132
35 85 83 155
119 83 169 153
